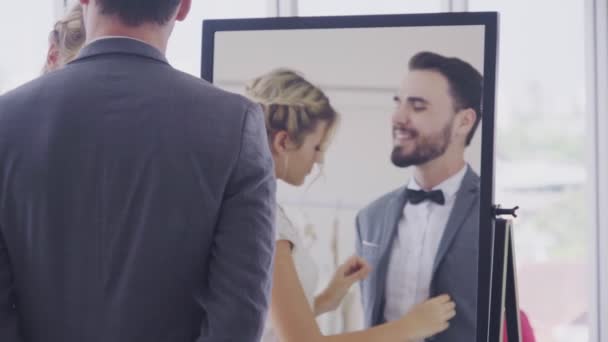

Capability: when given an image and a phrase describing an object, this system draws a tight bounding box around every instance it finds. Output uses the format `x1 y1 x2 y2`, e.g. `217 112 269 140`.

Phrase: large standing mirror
203 13 498 342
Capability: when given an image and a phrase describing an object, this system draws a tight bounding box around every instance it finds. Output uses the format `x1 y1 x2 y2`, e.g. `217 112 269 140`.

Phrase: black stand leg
489 218 508 342
505 221 521 341
488 218 521 342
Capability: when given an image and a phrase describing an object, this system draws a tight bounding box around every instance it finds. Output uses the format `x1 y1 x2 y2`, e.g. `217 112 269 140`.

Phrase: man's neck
86 16 171 54
413 158 466 191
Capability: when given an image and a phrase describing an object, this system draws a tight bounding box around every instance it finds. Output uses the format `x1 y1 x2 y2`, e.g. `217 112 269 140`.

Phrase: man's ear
175 0 192 22
457 108 476 135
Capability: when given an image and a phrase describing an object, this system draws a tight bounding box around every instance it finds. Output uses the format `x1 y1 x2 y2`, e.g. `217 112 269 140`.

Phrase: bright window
298 0 442 16
0 0 268 95
167 0 269 77
0 2 55 93
468 1 590 341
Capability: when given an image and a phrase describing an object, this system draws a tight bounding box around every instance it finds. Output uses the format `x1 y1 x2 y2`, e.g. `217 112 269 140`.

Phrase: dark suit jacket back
0 38 276 342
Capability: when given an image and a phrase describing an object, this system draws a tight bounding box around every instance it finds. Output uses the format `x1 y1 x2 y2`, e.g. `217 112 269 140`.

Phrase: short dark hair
409 51 483 146
97 0 181 26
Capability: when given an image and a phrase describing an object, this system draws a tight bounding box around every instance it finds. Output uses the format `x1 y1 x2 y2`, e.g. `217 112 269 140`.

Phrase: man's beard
391 121 453 168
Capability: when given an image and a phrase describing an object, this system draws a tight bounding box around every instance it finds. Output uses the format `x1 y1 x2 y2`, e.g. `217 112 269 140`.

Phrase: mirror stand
489 206 522 342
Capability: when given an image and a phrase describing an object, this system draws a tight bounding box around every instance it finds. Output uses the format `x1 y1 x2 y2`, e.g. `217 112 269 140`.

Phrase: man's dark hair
97 0 181 26
409 51 483 146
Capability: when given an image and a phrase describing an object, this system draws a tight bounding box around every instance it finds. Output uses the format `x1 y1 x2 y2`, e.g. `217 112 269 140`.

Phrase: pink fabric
504 310 536 342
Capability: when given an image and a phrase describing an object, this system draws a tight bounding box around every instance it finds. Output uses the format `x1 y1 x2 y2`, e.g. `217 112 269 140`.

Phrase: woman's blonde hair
246 69 339 151
43 4 85 73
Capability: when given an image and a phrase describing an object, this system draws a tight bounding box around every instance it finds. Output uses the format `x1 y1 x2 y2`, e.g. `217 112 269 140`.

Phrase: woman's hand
398 294 456 341
314 255 371 315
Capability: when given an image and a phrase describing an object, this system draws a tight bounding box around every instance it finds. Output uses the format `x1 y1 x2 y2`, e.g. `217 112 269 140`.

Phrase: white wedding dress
261 206 319 342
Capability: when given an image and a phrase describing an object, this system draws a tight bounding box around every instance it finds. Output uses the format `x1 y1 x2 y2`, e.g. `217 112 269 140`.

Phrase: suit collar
71 37 169 65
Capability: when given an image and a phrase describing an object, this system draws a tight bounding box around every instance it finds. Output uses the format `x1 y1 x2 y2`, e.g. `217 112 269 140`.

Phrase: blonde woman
248 69 456 342
43 4 85 73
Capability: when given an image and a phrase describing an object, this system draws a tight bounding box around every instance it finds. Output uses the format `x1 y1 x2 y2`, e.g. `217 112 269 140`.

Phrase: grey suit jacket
356 167 480 342
0 38 276 342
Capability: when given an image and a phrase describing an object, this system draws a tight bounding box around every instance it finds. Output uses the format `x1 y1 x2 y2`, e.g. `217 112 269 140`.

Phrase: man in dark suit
356 51 483 341
0 1 276 341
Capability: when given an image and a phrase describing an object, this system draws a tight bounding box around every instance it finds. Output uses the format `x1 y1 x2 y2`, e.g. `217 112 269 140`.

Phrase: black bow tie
406 189 446 205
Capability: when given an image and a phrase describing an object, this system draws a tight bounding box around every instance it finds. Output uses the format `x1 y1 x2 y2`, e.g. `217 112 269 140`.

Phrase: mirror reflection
212 24 486 341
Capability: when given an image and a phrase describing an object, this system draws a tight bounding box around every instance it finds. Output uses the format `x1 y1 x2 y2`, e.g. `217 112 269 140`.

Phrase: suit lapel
371 187 408 324
380 190 408 252
432 167 480 275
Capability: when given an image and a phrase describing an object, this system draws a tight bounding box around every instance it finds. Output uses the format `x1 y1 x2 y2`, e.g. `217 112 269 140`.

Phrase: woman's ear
46 42 60 72
271 131 289 155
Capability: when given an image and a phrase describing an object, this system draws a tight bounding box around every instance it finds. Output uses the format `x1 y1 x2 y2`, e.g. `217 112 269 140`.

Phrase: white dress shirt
383 165 467 338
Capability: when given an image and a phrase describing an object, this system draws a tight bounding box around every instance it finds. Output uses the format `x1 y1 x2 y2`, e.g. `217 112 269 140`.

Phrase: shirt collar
72 36 168 65
88 35 153 46
407 164 468 200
